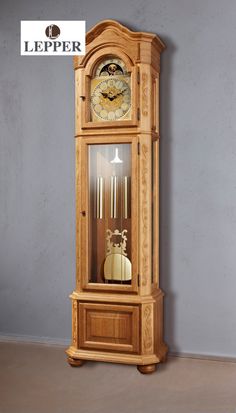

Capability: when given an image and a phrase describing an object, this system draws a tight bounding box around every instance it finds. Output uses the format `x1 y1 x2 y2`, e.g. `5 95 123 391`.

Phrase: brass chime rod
110 175 118 219
96 176 104 219
124 176 128 219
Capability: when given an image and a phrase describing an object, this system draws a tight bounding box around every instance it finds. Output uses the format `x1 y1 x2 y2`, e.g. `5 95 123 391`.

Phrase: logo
45 24 60 39
21 21 85 56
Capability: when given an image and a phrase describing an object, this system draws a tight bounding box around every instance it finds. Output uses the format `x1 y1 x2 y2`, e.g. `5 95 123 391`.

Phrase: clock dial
90 57 131 121
91 78 131 121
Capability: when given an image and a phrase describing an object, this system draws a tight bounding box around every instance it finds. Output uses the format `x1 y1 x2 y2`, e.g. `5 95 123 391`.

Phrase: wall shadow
159 35 178 354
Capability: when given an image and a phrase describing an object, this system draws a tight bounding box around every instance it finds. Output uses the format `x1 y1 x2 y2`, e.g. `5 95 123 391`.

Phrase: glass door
80 138 138 291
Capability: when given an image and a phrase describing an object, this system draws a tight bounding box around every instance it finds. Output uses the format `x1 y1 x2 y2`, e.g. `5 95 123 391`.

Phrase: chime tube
96 176 104 219
114 176 117 218
124 176 128 219
110 176 118 219
110 176 114 218
96 177 99 218
100 177 103 218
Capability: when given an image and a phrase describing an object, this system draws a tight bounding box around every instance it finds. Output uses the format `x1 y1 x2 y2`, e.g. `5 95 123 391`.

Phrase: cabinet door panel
79 302 139 353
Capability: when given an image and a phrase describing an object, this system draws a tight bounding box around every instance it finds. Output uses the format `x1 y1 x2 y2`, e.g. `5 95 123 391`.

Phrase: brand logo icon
45 24 60 39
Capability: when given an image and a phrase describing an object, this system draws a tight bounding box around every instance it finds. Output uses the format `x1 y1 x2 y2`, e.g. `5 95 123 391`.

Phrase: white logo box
21 21 86 56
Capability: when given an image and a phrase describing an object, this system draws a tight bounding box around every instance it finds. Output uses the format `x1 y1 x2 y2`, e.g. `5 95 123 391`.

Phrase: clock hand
101 88 127 101
108 88 127 100
108 89 127 100
101 91 116 100
116 88 127 97
101 92 109 98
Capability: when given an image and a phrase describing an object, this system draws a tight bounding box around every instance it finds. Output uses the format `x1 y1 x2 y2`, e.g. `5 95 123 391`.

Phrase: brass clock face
90 57 131 122
91 78 131 121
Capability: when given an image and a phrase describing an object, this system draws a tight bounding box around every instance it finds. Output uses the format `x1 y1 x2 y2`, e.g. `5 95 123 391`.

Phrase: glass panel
88 143 132 284
90 56 131 122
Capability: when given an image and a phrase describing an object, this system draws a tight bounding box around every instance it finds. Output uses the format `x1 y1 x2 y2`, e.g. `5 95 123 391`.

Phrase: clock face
90 57 131 122
91 78 131 121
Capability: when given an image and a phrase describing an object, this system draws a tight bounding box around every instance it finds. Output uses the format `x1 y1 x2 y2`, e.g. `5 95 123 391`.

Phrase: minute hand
116 88 127 97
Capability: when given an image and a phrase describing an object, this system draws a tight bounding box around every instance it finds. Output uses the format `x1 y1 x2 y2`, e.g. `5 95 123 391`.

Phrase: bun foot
67 357 84 367
137 364 157 374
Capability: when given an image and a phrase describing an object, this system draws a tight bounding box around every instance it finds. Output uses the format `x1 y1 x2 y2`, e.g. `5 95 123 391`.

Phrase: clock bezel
90 75 132 122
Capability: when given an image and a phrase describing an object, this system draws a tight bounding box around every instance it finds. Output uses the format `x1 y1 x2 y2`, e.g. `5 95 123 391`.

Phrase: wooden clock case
66 20 167 374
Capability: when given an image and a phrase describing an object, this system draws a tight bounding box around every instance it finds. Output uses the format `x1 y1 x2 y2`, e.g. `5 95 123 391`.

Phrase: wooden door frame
79 135 139 293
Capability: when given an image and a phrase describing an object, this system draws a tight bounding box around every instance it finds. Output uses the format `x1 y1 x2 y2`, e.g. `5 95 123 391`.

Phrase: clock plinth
66 19 167 373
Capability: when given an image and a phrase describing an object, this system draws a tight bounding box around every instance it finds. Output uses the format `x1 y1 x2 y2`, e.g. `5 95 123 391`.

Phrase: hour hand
101 92 109 98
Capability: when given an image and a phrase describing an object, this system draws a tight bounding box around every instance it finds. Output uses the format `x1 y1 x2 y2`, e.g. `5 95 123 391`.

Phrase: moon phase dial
91 78 131 121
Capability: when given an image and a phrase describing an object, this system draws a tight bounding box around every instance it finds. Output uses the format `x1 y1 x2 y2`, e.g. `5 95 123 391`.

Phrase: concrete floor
1 342 236 413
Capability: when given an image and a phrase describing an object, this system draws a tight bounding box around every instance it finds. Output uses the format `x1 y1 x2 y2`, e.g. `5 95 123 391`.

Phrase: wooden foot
137 364 157 374
67 357 84 367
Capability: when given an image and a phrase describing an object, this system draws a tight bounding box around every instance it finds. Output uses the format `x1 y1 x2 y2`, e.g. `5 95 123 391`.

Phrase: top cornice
86 20 166 52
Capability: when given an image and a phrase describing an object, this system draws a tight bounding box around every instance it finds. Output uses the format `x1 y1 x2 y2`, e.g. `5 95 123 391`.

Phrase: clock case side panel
138 60 161 295
138 134 152 296
139 63 160 135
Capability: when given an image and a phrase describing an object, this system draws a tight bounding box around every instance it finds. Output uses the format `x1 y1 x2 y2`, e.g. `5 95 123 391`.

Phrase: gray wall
1 0 236 357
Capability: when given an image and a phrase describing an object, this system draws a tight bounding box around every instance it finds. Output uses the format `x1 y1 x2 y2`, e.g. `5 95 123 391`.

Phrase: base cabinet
66 292 167 373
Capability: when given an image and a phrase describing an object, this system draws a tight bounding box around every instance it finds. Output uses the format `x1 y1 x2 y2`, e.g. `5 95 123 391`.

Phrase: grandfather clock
66 20 167 374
